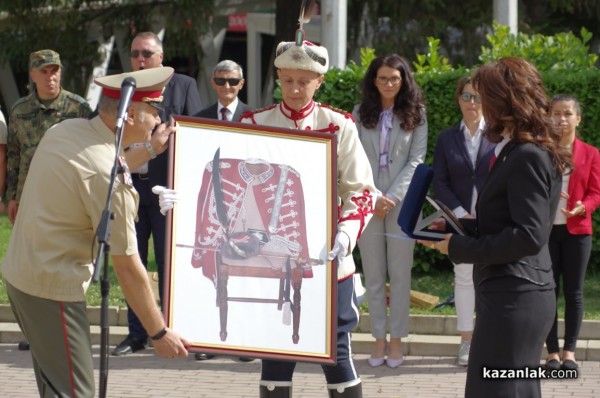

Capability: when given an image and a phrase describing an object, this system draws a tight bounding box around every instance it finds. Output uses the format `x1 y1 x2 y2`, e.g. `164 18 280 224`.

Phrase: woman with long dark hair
353 54 428 368
422 57 572 397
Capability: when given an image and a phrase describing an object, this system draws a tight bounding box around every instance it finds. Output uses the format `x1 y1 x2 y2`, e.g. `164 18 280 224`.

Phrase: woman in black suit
423 57 572 397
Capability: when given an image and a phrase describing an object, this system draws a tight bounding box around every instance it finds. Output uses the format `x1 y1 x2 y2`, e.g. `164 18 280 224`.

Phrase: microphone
115 77 136 130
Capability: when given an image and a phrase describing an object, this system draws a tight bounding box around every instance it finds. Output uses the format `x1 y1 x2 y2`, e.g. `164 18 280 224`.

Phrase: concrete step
3 305 599 339
2 305 599 360
1 321 599 361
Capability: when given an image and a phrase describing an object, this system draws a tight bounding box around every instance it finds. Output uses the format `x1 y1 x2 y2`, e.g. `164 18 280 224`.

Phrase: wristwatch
144 141 157 159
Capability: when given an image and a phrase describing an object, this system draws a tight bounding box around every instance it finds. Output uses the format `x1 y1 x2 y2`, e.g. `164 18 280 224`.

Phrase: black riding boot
327 382 362 398
259 382 292 398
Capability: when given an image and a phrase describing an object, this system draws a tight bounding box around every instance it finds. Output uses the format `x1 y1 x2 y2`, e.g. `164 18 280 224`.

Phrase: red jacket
191 158 313 283
566 138 600 235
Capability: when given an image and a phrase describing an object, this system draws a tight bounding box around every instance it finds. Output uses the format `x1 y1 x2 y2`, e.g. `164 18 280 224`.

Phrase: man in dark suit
112 31 203 356
195 60 251 122
193 59 253 363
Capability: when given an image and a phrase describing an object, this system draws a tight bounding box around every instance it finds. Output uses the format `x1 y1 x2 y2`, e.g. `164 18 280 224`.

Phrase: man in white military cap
2 67 189 397
239 20 376 398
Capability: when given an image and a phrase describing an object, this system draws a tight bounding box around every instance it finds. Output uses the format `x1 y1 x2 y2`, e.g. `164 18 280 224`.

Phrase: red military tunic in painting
241 100 376 281
191 158 312 285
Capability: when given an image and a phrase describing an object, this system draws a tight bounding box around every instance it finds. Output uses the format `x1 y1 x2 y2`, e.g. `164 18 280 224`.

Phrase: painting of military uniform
192 152 320 344
165 118 337 364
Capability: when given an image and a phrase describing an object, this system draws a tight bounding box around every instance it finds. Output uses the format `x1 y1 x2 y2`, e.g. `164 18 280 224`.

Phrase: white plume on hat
274 40 329 75
274 0 328 74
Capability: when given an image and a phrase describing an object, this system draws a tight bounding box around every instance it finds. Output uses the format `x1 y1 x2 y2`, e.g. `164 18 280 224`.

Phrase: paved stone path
1 344 598 397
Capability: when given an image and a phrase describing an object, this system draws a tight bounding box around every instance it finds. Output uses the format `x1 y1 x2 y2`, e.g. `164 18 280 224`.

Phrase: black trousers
127 176 166 340
545 224 592 353
465 286 555 398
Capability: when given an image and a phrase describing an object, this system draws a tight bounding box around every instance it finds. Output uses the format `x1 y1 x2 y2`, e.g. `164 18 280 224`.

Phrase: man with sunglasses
195 60 251 123
192 59 254 363
112 31 203 357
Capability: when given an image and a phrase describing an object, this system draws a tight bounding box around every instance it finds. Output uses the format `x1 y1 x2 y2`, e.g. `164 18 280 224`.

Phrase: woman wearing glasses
353 54 428 368
431 76 496 366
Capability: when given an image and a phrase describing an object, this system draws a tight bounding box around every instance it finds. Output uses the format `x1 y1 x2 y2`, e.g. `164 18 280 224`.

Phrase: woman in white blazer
353 54 428 368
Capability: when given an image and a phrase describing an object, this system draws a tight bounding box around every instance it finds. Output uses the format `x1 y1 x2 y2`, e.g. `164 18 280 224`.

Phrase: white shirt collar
218 97 239 117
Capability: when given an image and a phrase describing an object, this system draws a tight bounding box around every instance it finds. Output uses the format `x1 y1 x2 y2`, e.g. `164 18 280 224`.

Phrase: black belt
132 173 149 180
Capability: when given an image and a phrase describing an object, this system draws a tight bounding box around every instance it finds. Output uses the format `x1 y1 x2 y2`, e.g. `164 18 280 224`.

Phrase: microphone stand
92 79 135 398
92 125 126 398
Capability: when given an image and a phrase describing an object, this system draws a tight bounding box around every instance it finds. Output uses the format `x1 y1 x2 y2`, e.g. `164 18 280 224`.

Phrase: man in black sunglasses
112 31 203 357
192 59 253 363
195 60 252 122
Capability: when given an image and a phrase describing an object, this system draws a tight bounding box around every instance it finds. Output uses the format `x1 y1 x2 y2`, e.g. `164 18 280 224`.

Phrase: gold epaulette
318 103 355 122
246 103 277 115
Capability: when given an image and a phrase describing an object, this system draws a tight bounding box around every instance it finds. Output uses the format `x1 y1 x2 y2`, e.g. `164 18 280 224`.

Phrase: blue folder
397 163 465 241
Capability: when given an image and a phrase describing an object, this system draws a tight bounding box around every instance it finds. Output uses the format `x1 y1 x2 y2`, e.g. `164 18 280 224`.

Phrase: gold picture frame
163 116 338 364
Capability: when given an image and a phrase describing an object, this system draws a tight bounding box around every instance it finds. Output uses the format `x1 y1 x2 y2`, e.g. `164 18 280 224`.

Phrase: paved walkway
1 344 598 397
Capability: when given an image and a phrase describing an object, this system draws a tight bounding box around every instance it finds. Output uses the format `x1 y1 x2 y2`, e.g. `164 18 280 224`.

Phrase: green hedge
312 51 600 273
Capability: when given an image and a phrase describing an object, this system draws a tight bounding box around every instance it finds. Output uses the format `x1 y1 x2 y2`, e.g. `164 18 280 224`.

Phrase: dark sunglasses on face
213 77 242 86
460 92 481 104
130 50 155 59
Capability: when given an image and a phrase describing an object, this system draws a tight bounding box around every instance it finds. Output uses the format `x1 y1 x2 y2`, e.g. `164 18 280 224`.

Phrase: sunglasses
460 92 482 104
213 77 242 86
130 50 155 59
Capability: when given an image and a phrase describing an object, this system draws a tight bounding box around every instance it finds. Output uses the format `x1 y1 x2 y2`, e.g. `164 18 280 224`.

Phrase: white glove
327 231 350 265
152 185 181 215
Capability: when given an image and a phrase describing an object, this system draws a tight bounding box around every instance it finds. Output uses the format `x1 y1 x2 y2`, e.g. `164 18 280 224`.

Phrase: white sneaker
458 341 470 366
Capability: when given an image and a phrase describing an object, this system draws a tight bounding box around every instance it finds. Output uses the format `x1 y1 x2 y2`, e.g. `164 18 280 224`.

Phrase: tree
0 0 213 96
346 0 491 66
346 0 600 68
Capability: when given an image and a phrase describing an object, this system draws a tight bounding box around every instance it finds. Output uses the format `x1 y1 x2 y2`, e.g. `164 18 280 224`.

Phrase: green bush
314 48 376 112
275 32 600 273
480 23 598 71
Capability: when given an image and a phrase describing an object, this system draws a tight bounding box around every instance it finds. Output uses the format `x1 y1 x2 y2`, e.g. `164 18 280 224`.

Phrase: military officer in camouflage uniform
6 49 92 224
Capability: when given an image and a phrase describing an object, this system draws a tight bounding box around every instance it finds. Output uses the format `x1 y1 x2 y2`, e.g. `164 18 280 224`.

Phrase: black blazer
149 73 203 188
432 123 496 213
194 100 252 122
448 141 562 291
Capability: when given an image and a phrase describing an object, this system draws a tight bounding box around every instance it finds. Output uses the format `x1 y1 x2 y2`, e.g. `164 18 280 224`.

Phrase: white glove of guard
327 231 350 265
152 185 181 215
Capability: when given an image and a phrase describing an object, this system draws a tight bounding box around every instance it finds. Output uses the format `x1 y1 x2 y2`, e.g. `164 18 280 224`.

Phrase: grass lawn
0 213 599 319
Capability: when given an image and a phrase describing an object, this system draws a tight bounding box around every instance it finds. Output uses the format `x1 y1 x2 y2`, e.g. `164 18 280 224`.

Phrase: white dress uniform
241 37 376 397
241 100 376 282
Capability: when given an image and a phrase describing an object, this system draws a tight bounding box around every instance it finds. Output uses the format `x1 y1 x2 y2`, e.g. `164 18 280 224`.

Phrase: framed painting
163 116 338 364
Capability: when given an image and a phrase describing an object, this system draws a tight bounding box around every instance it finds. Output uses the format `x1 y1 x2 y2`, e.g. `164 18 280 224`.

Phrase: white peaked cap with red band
95 67 174 107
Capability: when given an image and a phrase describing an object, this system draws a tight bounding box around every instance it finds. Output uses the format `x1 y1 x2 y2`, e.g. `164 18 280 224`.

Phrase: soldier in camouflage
6 49 92 224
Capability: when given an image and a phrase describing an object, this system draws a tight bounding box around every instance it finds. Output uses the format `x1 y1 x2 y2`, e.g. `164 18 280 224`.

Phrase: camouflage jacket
6 89 92 201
